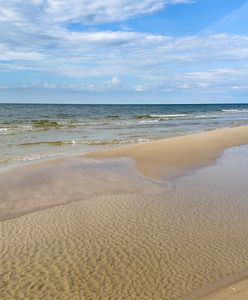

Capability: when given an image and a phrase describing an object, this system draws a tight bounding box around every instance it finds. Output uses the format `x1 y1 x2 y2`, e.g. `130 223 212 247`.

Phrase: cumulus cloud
110 76 121 86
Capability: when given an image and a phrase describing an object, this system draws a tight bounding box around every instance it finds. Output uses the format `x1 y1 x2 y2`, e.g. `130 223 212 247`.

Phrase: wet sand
1 127 248 299
202 277 248 300
180 266 248 299
87 126 248 179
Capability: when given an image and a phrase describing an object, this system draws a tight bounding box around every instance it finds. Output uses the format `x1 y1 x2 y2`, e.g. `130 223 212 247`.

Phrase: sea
0 103 248 167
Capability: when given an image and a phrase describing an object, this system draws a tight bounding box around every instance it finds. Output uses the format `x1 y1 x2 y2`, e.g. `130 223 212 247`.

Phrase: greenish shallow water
0 103 248 166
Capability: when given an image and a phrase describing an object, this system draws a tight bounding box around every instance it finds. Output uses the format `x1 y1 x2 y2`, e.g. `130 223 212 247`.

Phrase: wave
134 110 248 122
19 139 128 147
222 109 248 113
0 153 64 165
14 153 67 163
150 114 188 118
0 125 33 135
106 115 121 119
20 141 78 147
0 120 77 135
32 119 76 129
85 139 148 145
135 114 188 120
19 137 152 148
138 120 160 124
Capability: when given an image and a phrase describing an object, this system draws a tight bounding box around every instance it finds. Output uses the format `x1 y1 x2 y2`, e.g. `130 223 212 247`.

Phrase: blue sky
0 0 248 103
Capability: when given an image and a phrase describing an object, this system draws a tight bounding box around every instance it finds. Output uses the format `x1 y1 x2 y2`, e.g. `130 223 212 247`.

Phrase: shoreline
1 125 248 222
0 124 247 173
0 125 247 176
87 125 248 179
201 278 248 299
1 126 248 299
179 269 248 299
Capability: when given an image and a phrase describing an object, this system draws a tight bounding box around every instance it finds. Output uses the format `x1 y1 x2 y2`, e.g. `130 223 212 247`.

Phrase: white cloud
134 85 149 92
0 0 192 25
0 50 43 61
1 25 248 76
111 76 121 86
1 0 248 96
1 28 248 93
230 85 248 90
44 0 165 23
183 67 248 84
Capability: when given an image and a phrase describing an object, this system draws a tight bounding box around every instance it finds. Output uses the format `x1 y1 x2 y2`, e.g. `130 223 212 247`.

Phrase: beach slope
87 126 248 178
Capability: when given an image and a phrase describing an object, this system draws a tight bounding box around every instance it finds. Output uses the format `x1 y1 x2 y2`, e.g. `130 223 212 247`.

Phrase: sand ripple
1 146 248 299
1 186 248 300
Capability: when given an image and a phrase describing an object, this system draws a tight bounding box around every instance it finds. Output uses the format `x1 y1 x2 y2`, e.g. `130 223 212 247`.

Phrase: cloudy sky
0 0 248 103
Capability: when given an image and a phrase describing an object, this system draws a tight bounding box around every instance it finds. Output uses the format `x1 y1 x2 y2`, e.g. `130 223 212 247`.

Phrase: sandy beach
87 126 248 179
1 0 248 297
1 126 248 299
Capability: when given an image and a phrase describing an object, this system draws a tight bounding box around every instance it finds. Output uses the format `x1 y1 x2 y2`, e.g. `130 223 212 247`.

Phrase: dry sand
1 127 248 299
87 125 248 179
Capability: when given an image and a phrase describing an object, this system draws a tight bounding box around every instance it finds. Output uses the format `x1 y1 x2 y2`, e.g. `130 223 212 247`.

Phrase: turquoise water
0 104 248 165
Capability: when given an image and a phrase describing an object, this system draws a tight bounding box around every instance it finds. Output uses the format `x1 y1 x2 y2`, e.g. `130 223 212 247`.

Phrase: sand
2 189 248 300
0 157 160 221
1 127 248 299
202 278 248 299
87 125 248 179
181 268 248 299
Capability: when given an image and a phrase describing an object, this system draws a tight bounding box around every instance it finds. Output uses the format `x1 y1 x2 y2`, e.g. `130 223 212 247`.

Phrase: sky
0 0 248 104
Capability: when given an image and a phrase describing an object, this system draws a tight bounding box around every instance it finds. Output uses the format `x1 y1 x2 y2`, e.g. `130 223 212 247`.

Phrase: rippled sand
1 132 248 299
2 186 248 300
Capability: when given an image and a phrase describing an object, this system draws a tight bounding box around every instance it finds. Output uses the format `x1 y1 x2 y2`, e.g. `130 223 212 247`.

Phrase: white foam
222 109 248 113
149 114 188 118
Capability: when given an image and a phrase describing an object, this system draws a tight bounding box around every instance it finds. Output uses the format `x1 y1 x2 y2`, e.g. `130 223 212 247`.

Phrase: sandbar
87 126 248 178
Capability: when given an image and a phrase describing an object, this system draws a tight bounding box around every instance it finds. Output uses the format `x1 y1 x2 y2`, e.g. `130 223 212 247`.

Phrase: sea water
0 103 248 166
